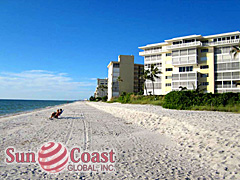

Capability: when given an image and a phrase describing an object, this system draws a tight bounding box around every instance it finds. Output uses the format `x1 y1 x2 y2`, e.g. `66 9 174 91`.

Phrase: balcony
215 62 240 71
217 89 240 93
167 41 202 50
172 55 197 65
172 72 198 90
216 74 240 80
139 49 163 56
207 39 240 46
172 80 197 90
172 72 198 81
233 75 240 79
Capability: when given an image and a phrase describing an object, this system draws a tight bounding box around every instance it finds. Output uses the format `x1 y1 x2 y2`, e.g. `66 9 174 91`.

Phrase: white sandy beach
0 101 239 179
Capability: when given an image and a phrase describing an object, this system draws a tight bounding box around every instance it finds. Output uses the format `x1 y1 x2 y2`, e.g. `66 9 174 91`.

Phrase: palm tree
98 85 107 96
140 70 150 95
230 46 240 86
230 46 240 59
179 86 187 91
117 76 123 83
192 83 206 93
148 64 161 95
116 76 123 92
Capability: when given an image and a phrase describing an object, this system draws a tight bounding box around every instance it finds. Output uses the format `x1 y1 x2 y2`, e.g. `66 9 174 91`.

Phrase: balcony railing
206 39 240 46
172 72 198 81
167 41 202 50
215 85 223 88
172 55 197 65
172 80 197 90
233 75 240 79
216 86 240 89
216 76 240 80
223 85 232 88
216 88 240 93
139 49 163 56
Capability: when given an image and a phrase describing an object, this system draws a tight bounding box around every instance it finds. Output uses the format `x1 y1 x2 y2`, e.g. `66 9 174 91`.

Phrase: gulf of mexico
0 99 74 116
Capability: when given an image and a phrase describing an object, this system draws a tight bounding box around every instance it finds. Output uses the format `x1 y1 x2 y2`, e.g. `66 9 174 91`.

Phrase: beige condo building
107 55 144 101
139 31 240 95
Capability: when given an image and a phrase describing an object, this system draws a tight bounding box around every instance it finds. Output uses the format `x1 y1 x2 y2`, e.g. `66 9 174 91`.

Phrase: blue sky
0 0 240 100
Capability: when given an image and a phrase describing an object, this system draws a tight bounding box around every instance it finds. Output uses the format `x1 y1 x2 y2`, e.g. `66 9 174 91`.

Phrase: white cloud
0 70 96 100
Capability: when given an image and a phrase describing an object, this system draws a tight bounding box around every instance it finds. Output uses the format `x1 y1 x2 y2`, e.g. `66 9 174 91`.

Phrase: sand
0 101 239 179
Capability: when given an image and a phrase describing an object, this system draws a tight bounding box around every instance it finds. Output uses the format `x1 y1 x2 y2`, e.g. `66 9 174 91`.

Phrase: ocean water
0 99 73 116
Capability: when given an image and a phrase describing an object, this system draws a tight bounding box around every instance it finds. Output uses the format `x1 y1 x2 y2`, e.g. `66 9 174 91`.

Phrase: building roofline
138 42 168 49
134 63 144 66
97 78 108 80
165 34 202 42
107 61 118 68
138 31 240 49
203 31 240 38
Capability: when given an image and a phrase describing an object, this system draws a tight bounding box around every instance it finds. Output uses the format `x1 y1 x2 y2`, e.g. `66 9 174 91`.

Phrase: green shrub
95 97 102 102
89 96 96 101
163 91 240 110
102 96 108 102
103 91 240 113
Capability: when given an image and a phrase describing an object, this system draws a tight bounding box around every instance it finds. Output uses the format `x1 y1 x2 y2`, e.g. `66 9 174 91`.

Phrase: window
201 73 208 78
180 57 188 62
156 63 162 67
172 51 179 56
185 39 195 43
179 67 185 72
214 47 222 54
165 83 171 87
165 76 172 79
189 56 196 62
200 65 209 69
188 49 196 55
172 48 196 57
186 66 193 72
201 57 208 61
201 49 208 53
166 68 173 71
151 55 157 60
180 50 187 56
113 63 119 68
201 82 209 86
179 66 193 72
166 53 172 56
173 41 181 45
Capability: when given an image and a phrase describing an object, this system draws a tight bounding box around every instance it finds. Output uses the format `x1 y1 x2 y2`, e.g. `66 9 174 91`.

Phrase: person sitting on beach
59 109 64 116
50 109 61 119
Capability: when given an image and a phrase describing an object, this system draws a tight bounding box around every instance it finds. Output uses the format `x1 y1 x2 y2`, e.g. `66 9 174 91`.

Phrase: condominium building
107 55 144 101
139 31 240 95
94 78 108 98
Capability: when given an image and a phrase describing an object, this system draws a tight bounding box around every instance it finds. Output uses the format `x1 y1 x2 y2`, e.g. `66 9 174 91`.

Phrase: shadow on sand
59 117 84 120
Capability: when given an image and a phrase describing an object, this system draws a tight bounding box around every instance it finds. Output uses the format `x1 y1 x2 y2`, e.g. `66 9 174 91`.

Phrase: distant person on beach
50 109 63 119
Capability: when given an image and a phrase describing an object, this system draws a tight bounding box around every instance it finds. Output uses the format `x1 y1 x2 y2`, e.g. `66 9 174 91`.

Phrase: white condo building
139 31 240 95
